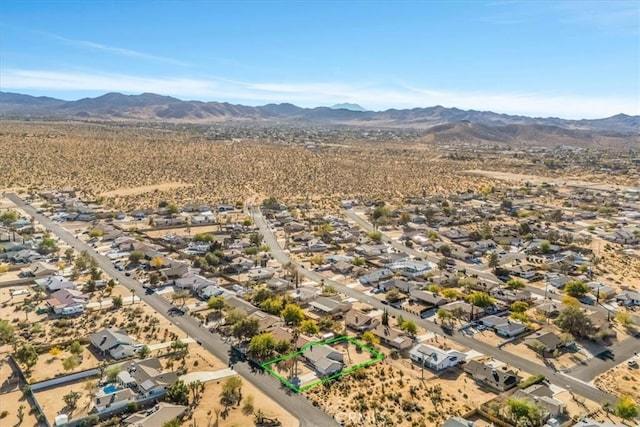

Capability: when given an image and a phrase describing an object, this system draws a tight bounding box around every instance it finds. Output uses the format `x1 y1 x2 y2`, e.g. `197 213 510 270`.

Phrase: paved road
569 334 640 382
9 194 336 427
251 206 619 405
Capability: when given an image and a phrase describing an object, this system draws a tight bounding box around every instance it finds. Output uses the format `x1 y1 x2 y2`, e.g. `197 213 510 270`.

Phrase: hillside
1 92 638 144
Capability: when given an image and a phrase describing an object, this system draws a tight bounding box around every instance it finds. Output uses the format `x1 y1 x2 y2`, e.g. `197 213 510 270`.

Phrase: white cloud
39 32 191 66
1 68 638 119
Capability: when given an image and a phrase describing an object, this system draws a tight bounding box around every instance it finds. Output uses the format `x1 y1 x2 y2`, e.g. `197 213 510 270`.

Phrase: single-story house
442 417 475 427
509 265 538 280
463 360 520 392
248 310 282 332
289 287 321 306
409 290 449 307
35 275 76 292
480 315 526 337
440 301 485 321
345 309 379 332
388 259 432 278
490 288 532 303
173 274 216 293
331 261 354 275
616 291 640 307
359 268 394 285
535 301 560 317
124 403 188 427
409 343 465 371
587 282 617 300
303 344 344 377
19 261 58 278
308 296 352 318
371 324 413 350
378 278 418 294
247 268 275 281
46 288 89 315
525 331 563 353
224 296 259 315
90 328 137 359
512 384 566 420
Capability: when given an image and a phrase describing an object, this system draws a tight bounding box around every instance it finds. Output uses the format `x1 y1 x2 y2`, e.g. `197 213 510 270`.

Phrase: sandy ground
100 182 194 198
464 170 638 192
145 224 220 238
304 357 495 426
34 378 95 424
594 362 640 399
1 390 43 426
190 375 299 427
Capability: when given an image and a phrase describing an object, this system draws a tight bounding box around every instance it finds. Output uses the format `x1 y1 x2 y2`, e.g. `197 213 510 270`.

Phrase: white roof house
409 343 466 371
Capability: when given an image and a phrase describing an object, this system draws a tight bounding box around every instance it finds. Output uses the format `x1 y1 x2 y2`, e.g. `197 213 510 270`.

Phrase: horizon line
1 89 635 122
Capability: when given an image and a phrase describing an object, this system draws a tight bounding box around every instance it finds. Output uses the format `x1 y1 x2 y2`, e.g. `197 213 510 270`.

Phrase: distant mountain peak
330 103 367 112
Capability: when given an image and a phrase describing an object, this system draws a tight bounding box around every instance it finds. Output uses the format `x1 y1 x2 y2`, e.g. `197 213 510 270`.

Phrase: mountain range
1 91 638 145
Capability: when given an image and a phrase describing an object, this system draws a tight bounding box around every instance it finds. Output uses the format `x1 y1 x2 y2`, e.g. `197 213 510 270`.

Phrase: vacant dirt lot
190 375 299 427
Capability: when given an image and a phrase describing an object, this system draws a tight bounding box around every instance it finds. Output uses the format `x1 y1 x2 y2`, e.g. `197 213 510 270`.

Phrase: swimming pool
102 384 119 395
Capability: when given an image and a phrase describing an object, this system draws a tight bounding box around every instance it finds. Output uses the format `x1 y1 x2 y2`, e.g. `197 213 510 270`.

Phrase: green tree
367 231 383 242
439 245 451 257
15 344 38 370
352 257 366 267
232 318 260 341
506 278 525 290
167 203 180 215
540 240 551 253
64 248 75 263
259 297 283 315
565 280 589 298
400 320 418 336
386 288 401 303
224 308 247 325
441 289 459 300
437 308 454 325
0 319 15 344
220 376 243 408
248 333 276 359
282 304 305 326
39 236 58 254
138 345 151 359
487 252 500 271
105 366 122 382
162 420 181 427
128 250 145 265
615 311 634 327
510 301 529 313
300 319 320 336
69 340 83 357
506 397 543 426
467 292 495 308
361 331 379 346
112 295 123 308
166 379 189 405
207 296 226 315
556 306 593 337
63 356 80 371
63 390 81 410
251 287 274 305
0 210 19 226
614 395 639 420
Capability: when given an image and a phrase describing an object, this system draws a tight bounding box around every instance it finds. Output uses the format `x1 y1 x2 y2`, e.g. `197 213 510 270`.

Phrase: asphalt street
251 206 620 405
8 194 337 427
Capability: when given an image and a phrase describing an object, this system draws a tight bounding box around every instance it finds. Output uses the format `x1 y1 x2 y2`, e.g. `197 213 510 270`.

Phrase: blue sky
1 0 639 118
